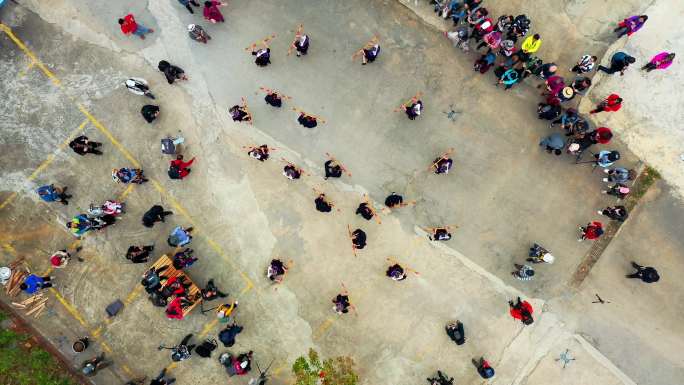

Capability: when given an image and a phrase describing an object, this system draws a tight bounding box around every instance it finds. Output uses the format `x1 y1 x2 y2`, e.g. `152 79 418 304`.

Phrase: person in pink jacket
203 1 226 23
642 52 675 72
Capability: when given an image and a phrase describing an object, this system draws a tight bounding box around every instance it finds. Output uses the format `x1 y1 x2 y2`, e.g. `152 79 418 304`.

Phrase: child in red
579 221 604 241
590 94 622 114
169 155 195 180
118 14 154 39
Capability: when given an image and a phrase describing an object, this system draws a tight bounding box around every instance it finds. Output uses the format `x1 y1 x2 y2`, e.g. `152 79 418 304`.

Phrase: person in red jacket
508 297 534 325
169 155 195 180
590 94 622 114
579 221 604 241
589 127 613 144
118 14 154 39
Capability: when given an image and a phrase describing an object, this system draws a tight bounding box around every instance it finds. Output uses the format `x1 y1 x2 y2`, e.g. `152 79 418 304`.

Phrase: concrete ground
0 1 682 385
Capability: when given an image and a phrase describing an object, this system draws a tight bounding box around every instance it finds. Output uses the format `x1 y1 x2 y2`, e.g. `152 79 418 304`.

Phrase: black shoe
631 261 641 269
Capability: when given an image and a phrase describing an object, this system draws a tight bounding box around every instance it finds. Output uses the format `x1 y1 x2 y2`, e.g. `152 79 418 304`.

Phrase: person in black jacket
445 321 465 345
597 205 628 222
142 205 173 228
141 105 160 123
158 60 188 84
69 135 103 156
626 262 659 283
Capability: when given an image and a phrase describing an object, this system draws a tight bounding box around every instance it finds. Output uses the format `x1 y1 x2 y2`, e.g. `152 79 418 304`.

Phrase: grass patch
0 310 76 385
631 165 661 200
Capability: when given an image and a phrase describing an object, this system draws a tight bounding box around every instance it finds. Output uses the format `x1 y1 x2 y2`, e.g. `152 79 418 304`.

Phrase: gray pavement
0 1 682 385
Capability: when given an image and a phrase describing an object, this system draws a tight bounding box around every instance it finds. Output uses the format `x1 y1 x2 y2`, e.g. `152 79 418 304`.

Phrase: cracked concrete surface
1 1 683 385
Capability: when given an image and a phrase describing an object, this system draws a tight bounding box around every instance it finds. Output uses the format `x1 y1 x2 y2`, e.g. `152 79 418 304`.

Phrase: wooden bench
151 254 202 316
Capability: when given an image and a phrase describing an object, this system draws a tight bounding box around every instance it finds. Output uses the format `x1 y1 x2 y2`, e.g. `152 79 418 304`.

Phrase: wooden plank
150 254 202 316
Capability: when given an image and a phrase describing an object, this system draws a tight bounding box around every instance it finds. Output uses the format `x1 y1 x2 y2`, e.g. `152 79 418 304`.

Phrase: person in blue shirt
66 215 92 237
36 184 72 205
594 150 620 168
167 226 194 247
20 274 54 294
598 52 636 75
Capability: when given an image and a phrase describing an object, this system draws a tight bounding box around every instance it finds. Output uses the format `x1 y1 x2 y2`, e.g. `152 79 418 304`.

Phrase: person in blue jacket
20 274 54 294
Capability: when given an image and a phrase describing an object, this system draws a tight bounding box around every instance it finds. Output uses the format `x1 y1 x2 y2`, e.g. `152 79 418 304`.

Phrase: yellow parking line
78 104 141 168
0 24 61 86
100 341 113 353
18 59 36 77
121 365 135 377
0 192 18 211
119 184 135 201
240 279 254 295
124 285 144 305
198 319 219 339
50 288 87 327
0 119 87 211
312 318 334 340
2 26 263 364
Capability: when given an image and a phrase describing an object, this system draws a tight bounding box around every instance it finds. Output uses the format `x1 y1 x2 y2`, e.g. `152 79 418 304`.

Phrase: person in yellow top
521 34 542 54
217 301 238 322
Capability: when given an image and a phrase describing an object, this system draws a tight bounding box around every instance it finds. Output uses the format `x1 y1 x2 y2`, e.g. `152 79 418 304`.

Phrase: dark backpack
538 104 560 120
194 339 217 358
161 138 176 155
315 198 332 213
168 165 181 179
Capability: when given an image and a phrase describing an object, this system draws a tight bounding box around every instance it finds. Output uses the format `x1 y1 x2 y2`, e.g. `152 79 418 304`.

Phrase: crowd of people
18 1 674 384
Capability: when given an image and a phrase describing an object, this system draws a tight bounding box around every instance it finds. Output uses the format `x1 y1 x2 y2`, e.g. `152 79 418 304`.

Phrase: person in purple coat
614 15 648 38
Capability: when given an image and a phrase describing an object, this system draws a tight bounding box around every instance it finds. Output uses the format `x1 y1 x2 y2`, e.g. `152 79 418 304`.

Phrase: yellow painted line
121 365 134 377
0 192 18 211
77 104 141 168
41 267 54 276
3 243 18 255
118 184 135 201
58 119 89 149
151 180 255 289
50 288 87 327
0 119 87 212
312 318 334 340
165 362 178 371
239 279 254 296
92 326 103 337
1 25 257 320
100 341 113 353
198 319 219 338
0 24 61 86
124 285 143 305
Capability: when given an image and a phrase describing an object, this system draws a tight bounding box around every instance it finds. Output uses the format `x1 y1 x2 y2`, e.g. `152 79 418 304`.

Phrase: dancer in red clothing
508 297 534 325
589 127 613 144
168 155 195 180
578 221 604 241
590 94 622 114
203 1 227 23
118 14 154 39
